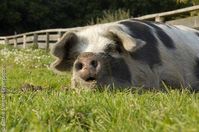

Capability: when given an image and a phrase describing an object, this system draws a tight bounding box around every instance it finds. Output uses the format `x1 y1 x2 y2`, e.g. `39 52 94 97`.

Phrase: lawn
0 46 199 132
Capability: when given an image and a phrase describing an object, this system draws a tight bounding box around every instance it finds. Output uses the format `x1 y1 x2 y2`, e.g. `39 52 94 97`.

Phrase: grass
0 46 199 132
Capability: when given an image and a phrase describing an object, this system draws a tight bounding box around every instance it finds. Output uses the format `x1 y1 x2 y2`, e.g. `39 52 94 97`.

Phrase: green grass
0 46 199 132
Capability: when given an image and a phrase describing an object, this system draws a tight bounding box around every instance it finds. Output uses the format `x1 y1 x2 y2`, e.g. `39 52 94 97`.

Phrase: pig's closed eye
104 44 121 54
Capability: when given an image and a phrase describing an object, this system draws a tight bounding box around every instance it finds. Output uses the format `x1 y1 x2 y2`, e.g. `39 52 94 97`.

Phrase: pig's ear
108 27 145 52
51 32 79 73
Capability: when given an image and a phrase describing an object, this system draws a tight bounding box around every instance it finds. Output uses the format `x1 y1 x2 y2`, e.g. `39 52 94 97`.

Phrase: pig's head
51 24 145 88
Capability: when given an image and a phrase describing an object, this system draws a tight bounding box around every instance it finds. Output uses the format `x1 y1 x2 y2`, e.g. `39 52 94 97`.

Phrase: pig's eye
104 44 121 54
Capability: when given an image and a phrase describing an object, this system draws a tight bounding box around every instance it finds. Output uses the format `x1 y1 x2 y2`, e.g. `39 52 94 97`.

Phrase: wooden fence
0 28 82 49
0 5 199 49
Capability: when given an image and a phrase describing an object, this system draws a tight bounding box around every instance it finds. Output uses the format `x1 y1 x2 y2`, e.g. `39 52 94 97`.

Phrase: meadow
0 46 199 132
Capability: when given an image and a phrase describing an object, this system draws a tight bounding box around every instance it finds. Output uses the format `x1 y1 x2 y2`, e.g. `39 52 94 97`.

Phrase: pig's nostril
85 77 96 82
90 60 98 68
75 62 83 70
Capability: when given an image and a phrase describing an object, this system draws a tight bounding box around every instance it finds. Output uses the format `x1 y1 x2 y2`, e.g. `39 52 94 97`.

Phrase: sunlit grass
0 46 199 131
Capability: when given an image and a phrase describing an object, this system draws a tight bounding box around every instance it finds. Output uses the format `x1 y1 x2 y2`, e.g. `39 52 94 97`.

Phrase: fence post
155 16 165 22
46 32 49 51
57 31 62 42
23 34 26 49
4 38 8 45
14 37 17 47
33 33 38 48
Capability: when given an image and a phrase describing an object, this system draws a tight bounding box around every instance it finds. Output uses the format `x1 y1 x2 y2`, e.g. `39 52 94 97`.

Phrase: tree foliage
0 0 193 35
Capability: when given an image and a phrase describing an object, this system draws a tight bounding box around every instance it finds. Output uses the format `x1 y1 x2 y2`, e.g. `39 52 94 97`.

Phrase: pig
51 19 199 91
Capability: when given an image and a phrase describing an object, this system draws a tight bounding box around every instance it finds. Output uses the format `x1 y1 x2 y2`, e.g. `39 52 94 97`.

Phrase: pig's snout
74 53 101 82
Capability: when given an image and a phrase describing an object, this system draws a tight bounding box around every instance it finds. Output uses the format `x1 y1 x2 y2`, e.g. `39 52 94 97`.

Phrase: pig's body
51 19 199 90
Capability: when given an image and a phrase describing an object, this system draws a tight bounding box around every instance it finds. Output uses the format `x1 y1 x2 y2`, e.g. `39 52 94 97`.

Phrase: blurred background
0 0 198 35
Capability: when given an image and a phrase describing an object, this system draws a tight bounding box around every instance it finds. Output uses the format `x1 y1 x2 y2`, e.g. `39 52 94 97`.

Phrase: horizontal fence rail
0 5 199 49
136 5 199 21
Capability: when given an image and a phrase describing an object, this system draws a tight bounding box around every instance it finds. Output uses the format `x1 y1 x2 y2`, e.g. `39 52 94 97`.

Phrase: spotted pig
51 19 199 91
